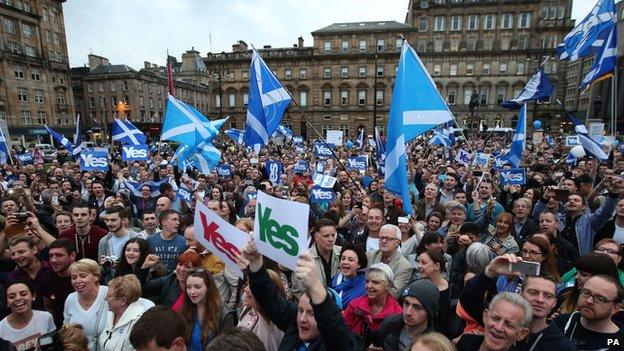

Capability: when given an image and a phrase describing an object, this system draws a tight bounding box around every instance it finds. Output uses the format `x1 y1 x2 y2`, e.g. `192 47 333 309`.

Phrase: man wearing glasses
554 274 624 350
366 224 412 298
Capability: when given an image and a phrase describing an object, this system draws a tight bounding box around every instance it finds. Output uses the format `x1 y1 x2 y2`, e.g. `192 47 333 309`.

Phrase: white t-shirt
0 310 55 351
613 223 624 245
64 285 109 351
366 236 380 252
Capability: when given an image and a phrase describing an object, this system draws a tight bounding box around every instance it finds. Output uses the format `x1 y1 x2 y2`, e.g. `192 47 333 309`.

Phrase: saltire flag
500 104 527 167
123 178 170 198
190 128 221 174
580 25 616 91
272 124 293 140
562 105 609 160
224 129 245 145
209 117 229 132
557 0 615 61
112 118 147 145
171 144 193 171
0 127 9 164
566 152 578 166
544 134 555 147
385 41 454 215
73 114 83 157
374 126 385 176
429 129 452 147
355 129 365 149
44 125 74 153
501 68 554 109
161 94 217 146
243 48 291 148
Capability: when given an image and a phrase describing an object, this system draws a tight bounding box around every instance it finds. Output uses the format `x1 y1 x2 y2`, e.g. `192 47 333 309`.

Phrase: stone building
71 52 210 142
0 0 75 146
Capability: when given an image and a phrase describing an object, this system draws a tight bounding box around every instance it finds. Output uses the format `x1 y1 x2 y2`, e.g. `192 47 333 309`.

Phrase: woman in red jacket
342 263 402 345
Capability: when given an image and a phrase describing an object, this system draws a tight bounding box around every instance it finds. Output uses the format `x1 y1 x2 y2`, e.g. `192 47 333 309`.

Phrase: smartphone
398 216 409 224
354 201 363 209
473 170 483 177
509 261 541 276
553 189 570 202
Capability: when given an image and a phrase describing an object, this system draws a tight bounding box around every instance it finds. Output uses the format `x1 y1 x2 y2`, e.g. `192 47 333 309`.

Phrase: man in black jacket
458 254 576 351
238 237 363 350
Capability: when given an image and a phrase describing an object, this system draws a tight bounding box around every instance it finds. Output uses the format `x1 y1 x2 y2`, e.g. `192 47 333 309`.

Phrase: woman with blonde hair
58 324 89 351
410 332 456 351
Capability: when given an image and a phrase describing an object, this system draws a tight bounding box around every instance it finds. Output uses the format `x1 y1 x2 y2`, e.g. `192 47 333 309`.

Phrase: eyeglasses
521 249 543 257
595 247 620 256
579 288 617 305
379 236 398 242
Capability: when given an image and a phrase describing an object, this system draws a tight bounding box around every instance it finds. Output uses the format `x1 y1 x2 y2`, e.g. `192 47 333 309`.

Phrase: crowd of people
0 131 622 351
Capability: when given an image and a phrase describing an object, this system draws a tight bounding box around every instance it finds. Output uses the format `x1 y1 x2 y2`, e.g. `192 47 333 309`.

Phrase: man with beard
555 274 624 350
98 206 140 267
147 209 186 273
40 238 76 327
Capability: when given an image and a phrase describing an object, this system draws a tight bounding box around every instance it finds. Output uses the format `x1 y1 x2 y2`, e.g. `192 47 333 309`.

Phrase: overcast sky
64 0 600 69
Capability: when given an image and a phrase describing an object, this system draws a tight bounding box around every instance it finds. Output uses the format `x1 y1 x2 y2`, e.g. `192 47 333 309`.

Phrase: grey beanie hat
402 279 440 324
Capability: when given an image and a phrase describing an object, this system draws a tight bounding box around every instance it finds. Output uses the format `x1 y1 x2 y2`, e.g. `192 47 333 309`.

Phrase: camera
102 255 119 267
14 212 29 222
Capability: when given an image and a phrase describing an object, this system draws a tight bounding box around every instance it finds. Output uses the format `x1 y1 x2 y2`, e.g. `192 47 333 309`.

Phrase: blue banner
310 186 335 203
346 156 368 171
294 160 308 173
216 164 232 177
499 168 526 186
16 153 33 164
314 160 326 175
313 142 334 158
80 149 109 172
176 186 193 203
293 136 303 144
121 144 149 161
265 160 283 184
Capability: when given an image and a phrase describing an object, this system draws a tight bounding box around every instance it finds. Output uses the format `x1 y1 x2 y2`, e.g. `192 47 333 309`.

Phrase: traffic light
116 101 131 119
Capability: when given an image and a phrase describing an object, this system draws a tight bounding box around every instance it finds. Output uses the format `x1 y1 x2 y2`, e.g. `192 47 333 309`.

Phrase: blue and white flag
314 160 326 175
44 125 74 153
73 114 83 158
123 178 169 198
474 152 491 167
224 128 245 145
544 135 555 147
190 129 221 174
564 107 608 160
162 95 216 146
80 149 109 172
566 152 578 166
0 127 8 164
429 129 452 147
216 164 232 177
355 129 365 149
501 68 554 109
294 160 308 173
374 126 386 175
309 186 335 203
385 41 453 215
557 0 616 61
171 144 193 171
454 148 472 166
244 48 292 148
346 156 368 171
313 142 334 158
273 124 293 140
503 104 527 167
312 173 337 189
121 144 149 161
493 154 508 169
580 25 617 91
112 118 147 145
265 160 283 184
176 186 193 203
499 168 527 186
293 136 304 144
16 153 33 164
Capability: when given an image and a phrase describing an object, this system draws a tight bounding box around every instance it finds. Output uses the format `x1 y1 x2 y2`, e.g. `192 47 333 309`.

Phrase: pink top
171 293 184 312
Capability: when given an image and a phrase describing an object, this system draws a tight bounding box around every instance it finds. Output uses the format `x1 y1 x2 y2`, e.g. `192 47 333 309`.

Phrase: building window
14 64 24 79
9 42 20 53
467 36 477 51
480 89 489 106
377 39 385 52
518 35 527 50
447 89 457 105
31 68 40 81
323 90 331 106
323 68 332 79
242 70 248 80
359 40 367 52
376 66 384 77
499 63 508 75
434 16 445 31
395 38 403 51
98 83 104 92
300 68 307 79
341 67 349 78
340 90 348 106
21 111 31 125
341 40 349 53
243 93 248 105
450 39 460 52
466 63 475 75
37 112 47 125
57 91 65 105
433 64 441 76
17 87 28 102
24 45 35 57
451 16 462 31
110 82 117 92
21 23 34 38
376 90 384 105
450 64 458 76
3 18 15 34
418 17 428 31
139 96 144 107
123 81 129 90
112 96 118 108
468 15 479 30
53 32 60 46
496 86 507 104
89 97 95 108
358 90 366 106
434 38 443 52
34 89 44 103
98 96 105 108
464 88 474 105
501 13 513 29
285 69 292 80
501 37 510 50
324 41 331 53
483 37 493 50
516 62 525 75
299 91 308 106
228 94 235 107
215 95 221 108
518 12 531 28
417 40 427 52
484 14 495 30
483 63 491 75
358 67 367 78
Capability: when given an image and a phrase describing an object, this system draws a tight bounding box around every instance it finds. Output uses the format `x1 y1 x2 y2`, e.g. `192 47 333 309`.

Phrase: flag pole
612 66 617 136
